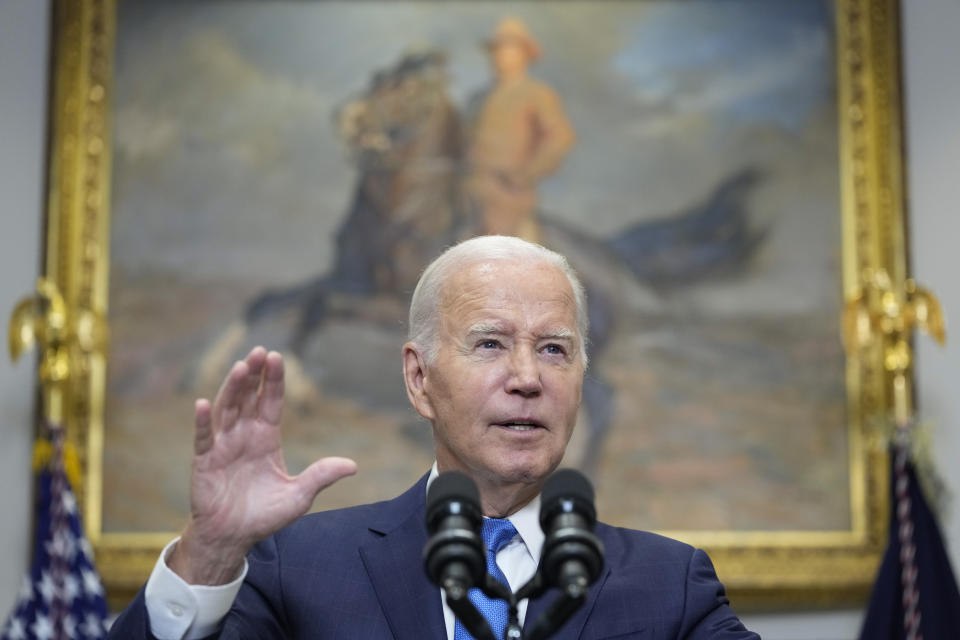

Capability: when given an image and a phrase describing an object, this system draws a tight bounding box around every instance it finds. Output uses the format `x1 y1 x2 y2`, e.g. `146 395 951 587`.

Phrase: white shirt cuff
143 537 248 640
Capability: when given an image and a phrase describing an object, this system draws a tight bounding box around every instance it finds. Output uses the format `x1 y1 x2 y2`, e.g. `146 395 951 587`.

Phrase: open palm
170 347 356 584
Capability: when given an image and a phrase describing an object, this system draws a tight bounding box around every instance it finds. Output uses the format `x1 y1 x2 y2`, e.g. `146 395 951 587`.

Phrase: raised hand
168 347 357 584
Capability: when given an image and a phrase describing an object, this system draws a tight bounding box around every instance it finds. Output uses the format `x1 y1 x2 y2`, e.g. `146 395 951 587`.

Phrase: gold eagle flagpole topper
843 268 946 430
8 277 108 426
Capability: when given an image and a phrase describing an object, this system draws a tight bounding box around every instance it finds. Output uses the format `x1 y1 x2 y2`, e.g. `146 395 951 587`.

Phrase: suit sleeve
107 537 290 640
107 588 164 640
678 548 760 640
215 536 289 638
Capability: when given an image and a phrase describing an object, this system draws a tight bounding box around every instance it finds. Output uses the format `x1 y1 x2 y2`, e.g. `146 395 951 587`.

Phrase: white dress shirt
143 465 544 640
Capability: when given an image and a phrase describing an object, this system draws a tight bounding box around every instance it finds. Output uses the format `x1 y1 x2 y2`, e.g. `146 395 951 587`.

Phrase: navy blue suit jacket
110 474 757 639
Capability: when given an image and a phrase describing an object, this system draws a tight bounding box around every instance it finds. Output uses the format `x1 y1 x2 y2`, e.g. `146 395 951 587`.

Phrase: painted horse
193 50 763 474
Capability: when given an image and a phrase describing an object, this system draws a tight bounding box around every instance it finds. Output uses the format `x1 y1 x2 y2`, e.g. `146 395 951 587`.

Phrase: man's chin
486 456 560 487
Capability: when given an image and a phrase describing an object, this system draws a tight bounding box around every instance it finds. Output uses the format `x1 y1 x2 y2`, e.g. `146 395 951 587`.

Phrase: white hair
408 235 589 365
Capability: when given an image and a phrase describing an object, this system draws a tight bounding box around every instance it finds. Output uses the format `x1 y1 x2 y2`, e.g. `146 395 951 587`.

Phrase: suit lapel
359 474 446 640
522 582 552 633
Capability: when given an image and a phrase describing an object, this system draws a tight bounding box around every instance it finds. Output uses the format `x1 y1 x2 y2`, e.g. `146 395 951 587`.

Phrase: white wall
0 1 957 638
0 0 50 618
902 0 960 579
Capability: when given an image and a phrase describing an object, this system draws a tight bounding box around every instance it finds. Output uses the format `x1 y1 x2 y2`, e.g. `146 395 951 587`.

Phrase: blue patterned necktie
453 517 518 640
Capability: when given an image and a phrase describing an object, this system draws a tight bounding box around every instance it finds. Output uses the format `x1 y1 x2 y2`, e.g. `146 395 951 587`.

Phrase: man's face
413 259 584 491
490 41 530 77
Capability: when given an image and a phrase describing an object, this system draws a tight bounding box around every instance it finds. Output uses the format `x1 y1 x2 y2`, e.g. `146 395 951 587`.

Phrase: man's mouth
494 419 544 431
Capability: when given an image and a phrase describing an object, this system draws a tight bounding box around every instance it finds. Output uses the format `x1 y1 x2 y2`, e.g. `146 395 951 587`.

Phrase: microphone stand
444 574 497 640
450 565 590 640
517 565 589 640
481 575 523 640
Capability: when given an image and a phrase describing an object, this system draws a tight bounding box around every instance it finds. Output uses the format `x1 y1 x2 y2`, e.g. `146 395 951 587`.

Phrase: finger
239 346 268 419
213 360 248 432
193 398 213 455
295 457 358 503
258 350 285 425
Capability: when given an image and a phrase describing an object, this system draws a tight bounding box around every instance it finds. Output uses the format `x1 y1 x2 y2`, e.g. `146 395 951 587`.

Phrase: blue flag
1 428 109 640
859 444 960 640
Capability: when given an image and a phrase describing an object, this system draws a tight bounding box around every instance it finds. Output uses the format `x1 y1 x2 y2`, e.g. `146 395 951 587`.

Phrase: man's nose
505 347 542 397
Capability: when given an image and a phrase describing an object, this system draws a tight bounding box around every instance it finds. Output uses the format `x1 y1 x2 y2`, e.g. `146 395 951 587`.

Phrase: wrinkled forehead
438 258 576 318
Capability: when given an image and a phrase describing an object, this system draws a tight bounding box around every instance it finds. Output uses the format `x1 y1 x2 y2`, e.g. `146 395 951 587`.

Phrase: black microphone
423 471 498 640
423 471 485 592
538 469 604 599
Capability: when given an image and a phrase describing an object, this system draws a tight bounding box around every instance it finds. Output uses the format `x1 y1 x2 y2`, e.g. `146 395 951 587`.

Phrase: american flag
1 426 109 640
859 433 960 639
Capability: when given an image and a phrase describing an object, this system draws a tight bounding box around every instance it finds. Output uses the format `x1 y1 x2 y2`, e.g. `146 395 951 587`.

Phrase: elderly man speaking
109 236 757 639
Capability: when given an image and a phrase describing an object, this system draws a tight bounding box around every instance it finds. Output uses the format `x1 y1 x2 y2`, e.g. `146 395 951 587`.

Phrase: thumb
295 456 358 502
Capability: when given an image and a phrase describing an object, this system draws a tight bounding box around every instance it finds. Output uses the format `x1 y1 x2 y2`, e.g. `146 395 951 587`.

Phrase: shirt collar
427 463 545 563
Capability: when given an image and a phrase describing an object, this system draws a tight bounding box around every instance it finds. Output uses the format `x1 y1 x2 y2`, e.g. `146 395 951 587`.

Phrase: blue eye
544 344 566 355
479 340 500 349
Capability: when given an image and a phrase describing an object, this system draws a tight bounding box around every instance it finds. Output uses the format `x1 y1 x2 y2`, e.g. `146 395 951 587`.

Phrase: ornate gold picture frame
43 0 907 610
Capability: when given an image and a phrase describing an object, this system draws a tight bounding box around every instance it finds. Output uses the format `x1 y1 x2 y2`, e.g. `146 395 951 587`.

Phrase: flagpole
844 269 958 639
5 278 111 639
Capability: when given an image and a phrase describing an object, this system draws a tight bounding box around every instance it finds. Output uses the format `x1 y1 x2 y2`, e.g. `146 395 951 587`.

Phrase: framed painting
44 0 907 609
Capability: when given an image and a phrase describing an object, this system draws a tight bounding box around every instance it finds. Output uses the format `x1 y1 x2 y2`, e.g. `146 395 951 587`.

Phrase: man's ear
402 342 436 421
